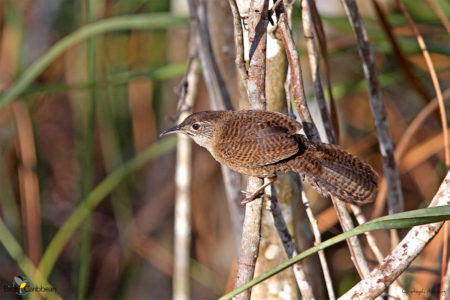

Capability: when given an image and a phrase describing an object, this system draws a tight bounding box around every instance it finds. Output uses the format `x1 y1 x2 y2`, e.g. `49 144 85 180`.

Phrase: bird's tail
289 135 379 204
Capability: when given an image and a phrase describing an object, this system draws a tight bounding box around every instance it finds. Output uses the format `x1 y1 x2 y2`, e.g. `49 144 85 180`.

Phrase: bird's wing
216 112 301 168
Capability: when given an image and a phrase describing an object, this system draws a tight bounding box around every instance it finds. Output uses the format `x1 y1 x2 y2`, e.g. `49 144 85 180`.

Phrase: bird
161 110 379 204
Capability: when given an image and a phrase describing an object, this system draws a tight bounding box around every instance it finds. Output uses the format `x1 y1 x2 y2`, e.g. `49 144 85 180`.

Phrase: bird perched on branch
161 110 378 204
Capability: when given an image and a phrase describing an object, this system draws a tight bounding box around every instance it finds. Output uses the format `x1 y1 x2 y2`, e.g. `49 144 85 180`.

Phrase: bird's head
160 111 224 149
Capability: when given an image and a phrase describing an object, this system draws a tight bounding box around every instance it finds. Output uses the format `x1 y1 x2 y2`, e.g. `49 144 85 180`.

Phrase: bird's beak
160 125 182 136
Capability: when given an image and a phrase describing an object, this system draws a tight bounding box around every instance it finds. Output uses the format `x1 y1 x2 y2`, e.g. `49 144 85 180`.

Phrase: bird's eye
191 123 201 130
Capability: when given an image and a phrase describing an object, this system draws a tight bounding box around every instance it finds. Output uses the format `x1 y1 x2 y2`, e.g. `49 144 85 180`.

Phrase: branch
228 0 248 89
271 184 316 299
301 0 336 144
234 1 269 299
273 1 320 142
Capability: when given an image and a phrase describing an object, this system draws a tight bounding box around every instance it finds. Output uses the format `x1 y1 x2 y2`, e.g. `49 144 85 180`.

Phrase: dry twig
301 0 335 144
228 0 248 89
271 185 316 299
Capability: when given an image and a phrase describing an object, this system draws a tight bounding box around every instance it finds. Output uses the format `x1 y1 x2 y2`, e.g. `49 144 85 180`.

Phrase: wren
161 110 379 204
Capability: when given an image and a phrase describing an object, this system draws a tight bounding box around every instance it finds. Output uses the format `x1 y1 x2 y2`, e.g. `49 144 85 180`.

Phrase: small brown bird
161 110 378 204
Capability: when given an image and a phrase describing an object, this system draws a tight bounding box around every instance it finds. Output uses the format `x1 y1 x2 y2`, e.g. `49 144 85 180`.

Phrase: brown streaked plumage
161 110 379 204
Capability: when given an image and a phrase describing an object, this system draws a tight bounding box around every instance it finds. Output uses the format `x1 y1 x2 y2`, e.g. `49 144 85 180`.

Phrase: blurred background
0 0 449 299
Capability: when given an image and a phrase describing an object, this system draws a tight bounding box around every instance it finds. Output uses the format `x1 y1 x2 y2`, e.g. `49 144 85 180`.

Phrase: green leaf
220 205 450 300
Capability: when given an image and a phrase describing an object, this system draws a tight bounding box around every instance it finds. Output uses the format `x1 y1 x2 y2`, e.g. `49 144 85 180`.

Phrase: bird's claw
240 190 269 205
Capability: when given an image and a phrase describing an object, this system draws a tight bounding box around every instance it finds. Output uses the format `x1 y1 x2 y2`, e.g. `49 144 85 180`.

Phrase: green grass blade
220 205 450 300
0 13 188 109
38 136 177 280
77 2 98 298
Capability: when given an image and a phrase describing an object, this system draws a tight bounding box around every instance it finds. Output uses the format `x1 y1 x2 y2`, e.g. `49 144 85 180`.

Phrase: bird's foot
240 190 269 205
240 176 277 205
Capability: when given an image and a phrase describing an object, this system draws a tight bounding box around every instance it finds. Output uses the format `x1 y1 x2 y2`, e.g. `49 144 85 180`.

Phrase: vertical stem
227 0 248 89
173 56 200 300
271 185 317 299
12 103 42 267
234 1 269 299
246 0 269 109
301 0 335 144
274 1 320 142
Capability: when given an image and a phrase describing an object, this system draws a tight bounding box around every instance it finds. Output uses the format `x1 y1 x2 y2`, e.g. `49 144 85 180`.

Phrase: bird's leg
241 176 277 205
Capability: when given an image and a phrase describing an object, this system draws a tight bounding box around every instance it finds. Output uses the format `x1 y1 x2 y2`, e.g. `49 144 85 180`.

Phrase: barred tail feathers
291 136 379 204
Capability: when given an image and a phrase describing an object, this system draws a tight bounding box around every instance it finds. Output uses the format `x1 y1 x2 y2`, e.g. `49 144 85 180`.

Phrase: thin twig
228 0 248 89
173 53 200 300
442 222 449 297
283 46 322 297
350 204 407 300
340 170 450 299
297 187 335 299
332 197 371 278
307 0 340 141
246 0 269 109
273 1 319 141
271 185 316 299
301 0 336 144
